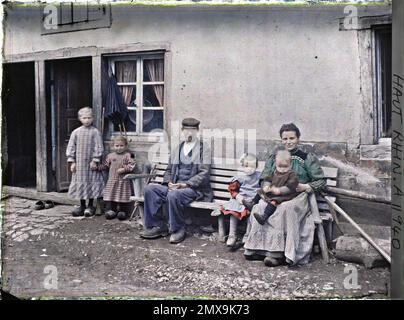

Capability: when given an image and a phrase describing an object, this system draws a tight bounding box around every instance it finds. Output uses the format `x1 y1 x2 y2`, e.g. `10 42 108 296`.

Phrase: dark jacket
162 140 213 202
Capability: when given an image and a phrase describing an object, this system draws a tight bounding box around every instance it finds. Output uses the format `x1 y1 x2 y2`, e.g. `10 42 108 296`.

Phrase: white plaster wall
3 5 391 144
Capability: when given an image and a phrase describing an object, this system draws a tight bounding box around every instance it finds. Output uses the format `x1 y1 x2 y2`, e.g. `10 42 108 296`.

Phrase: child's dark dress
261 169 299 204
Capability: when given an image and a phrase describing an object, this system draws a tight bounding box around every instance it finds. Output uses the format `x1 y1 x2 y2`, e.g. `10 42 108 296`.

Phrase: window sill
109 131 165 143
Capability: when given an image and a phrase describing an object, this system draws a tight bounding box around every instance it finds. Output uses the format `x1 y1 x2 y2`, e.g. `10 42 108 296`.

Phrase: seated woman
242 123 326 267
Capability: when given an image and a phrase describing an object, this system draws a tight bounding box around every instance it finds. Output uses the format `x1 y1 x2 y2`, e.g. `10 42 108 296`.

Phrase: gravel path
1 197 389 299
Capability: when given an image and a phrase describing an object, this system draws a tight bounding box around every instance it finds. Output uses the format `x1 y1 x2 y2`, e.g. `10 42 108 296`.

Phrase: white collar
183 140 197 156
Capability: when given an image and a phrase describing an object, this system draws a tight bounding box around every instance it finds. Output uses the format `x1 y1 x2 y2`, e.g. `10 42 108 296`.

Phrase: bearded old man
140 118 213 244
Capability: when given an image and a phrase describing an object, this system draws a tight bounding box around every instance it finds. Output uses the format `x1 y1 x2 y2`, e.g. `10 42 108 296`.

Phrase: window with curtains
108 54 164 134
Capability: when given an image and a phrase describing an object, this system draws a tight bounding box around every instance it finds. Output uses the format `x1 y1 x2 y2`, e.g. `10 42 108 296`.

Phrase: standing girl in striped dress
67 107 105 217
98 135 136 220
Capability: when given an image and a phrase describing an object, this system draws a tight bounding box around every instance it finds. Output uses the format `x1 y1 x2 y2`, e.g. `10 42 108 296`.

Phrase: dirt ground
0 196 390 300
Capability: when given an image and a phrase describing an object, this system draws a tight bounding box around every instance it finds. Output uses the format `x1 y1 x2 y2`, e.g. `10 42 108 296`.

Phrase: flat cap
181 117 200 129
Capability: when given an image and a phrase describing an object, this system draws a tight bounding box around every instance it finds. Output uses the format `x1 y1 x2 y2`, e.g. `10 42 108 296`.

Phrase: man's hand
90 161 98 171
116 168 125 174
70 163 76 173
168 182 177 190
296 183 313 193
168 182 188 190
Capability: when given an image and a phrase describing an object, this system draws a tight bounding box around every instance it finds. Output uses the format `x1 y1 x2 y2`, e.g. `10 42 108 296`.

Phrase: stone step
334 235 390 269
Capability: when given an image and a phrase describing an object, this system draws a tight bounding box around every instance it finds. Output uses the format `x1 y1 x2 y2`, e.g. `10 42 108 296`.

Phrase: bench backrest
148 157 338 210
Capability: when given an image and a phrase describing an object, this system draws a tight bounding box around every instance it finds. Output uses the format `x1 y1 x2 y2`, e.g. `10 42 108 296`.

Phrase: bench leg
138 205 144 227
326 220 333 247
129 201 144 227
129 201 139 221
316 223 330 264
217 215 226 243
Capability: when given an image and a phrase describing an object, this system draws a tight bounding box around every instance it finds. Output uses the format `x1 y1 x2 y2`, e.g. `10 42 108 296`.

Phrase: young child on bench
211 153 261 247
243 150 299 225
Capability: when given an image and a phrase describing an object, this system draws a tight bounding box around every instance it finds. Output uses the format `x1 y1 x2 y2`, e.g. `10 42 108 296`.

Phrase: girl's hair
78 107 93 118
240 153 258 167
112 135 128 146
275 150 292 164
279 123 301 138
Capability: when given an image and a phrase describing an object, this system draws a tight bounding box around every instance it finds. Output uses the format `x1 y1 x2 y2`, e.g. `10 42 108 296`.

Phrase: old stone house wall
3 3 392 202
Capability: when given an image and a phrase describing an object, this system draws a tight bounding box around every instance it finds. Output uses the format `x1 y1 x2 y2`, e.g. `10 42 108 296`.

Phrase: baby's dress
100 152 135 203
220 170 261 220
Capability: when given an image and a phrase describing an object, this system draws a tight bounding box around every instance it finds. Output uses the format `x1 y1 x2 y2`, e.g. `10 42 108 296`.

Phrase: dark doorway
2 62 36 188
374 25 392 139
47 58 92 191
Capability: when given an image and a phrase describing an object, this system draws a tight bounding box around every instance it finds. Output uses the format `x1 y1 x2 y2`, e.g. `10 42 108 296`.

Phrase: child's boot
84 199 96 217
253 202 276 225
117 203 129 220
226 216 238 247
72 206 85 217
84 206 96 217
117 211 127 220
105 210 117 220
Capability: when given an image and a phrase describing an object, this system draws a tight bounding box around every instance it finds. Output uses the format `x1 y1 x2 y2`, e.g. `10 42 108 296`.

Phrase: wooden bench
124 157 338 263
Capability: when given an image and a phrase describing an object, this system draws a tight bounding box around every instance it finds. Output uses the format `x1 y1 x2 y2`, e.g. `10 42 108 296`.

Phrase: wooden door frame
35 60 49 192
6 42 170 192
51 58 93 192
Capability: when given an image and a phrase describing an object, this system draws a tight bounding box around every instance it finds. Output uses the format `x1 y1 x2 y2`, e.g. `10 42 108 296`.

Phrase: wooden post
316 224 330 264
391 0 404 300
35 60 49 192
92 55 102 131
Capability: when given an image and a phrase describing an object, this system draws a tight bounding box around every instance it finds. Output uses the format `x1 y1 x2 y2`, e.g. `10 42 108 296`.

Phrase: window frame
107 52 165 136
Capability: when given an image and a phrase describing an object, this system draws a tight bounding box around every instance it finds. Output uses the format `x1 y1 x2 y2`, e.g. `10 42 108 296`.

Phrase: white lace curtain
115 62 137 128
144 59 164 106
115 61 136 106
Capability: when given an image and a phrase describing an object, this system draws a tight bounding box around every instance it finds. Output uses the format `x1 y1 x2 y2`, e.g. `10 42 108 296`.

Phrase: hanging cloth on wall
105 64 128 136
